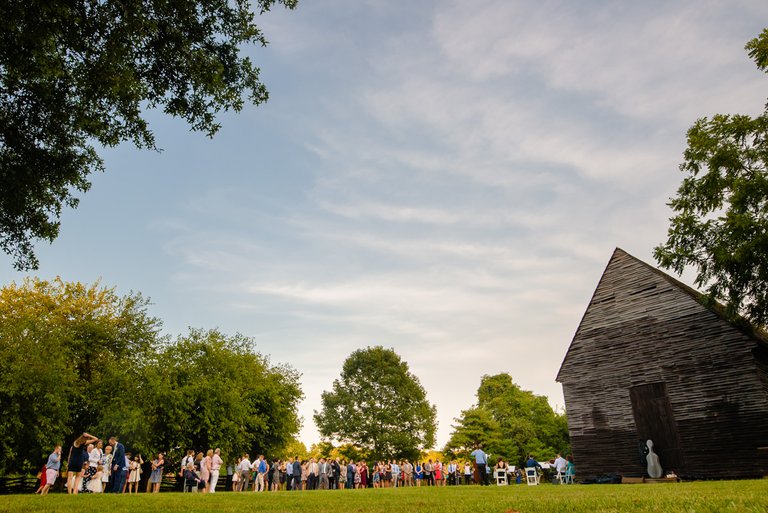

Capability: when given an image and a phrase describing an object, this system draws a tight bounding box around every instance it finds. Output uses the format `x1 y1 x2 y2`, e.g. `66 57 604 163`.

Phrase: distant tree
279 438 309 461
0 0 297 271
0 278 160 473
444 373 569 467
655 28 768 328
314 346 437 461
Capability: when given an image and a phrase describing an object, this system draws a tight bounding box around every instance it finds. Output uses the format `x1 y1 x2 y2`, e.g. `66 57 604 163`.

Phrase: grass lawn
2 480 767 513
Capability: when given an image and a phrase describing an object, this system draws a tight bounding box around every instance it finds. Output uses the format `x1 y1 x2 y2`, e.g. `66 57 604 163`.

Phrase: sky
2 0 768 450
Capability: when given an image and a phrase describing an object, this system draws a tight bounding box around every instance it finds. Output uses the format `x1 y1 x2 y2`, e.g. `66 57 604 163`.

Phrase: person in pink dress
200 450 212 493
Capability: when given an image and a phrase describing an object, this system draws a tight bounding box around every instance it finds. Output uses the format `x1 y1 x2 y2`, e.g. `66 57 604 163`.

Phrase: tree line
0 278 303 474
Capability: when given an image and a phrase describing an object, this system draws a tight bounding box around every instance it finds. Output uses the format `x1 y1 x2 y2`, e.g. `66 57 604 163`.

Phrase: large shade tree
444 373 569 467
0 0 297 270
655 28 768 328
314 346 437 461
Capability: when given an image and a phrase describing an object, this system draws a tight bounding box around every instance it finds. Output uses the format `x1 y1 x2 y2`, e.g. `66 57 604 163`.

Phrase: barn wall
559 249 768 480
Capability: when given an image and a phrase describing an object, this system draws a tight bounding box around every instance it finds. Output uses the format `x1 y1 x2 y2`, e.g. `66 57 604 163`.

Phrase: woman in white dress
128 454 144 493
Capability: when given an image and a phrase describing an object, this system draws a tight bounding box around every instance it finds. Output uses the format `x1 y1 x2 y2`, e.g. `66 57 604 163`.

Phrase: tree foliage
314 346 437 462
0 278 303 473
443 373 569 467
0 0 297 270
655 29 768 328
0 277 160 473
107 328 304 463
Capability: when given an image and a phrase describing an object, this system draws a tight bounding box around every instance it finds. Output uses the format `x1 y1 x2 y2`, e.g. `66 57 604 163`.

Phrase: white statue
645 439 662 478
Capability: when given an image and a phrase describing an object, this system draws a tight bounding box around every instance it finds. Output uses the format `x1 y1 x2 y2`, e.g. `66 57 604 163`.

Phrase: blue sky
3 0 767 450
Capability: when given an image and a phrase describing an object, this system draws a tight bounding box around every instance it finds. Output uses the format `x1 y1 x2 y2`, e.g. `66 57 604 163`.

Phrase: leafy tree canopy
0 0 297 270
109 328 304 463
0 277 160 473
655 29 768 328
313 346 437 462
443 373 569 467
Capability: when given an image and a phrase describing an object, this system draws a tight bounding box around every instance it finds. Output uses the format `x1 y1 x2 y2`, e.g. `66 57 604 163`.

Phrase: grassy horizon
1 480 767 513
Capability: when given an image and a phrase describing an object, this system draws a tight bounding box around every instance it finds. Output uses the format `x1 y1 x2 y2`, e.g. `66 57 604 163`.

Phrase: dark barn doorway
629 382 685 473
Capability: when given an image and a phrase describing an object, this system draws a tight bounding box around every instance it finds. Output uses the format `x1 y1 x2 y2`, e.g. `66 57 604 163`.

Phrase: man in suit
108 436 126 493
292 457 302 491
307 458 318 490
330 458 341 489
318 458 330 490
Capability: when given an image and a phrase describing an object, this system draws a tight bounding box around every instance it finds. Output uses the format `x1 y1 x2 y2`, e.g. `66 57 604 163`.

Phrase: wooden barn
556 248 768 480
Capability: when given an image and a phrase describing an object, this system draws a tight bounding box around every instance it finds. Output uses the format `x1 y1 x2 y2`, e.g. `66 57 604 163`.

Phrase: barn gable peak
555 247 764 383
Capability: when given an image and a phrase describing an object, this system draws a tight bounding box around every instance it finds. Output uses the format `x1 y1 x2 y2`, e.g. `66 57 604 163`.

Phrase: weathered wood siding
557 248 768 480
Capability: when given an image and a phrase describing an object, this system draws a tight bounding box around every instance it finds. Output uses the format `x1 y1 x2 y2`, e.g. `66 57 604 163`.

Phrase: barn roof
555 247 768 383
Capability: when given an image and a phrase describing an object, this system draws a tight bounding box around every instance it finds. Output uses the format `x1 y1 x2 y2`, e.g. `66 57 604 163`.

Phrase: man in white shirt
210 449 224 493
238 454 252 492
447 461 457 485
554 453 567 481
391 461 400 487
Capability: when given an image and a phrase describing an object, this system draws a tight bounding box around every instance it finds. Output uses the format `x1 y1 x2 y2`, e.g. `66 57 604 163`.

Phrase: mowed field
2 480 767 513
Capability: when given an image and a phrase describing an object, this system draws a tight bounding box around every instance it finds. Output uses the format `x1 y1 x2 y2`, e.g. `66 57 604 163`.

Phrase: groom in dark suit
109 436 126 493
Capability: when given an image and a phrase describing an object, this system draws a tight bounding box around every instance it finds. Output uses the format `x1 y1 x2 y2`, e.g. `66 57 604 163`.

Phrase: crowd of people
226 455 482 492
36 435 573 494
36 433 166 495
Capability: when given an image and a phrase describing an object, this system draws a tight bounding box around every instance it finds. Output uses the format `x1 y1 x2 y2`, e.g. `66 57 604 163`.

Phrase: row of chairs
493 468 574 485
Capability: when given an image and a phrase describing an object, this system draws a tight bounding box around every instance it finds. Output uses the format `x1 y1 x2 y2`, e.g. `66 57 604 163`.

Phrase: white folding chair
494 469 507 486
525 467 539 486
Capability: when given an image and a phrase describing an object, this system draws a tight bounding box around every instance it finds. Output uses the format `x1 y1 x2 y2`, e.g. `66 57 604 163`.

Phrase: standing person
149 453 164 493
40 445 62 495
359 460 368 489
447 460 457 485
35 460 48 495
109 436 127 493
100 444 113 492
463 461 472 485
238 454 252 492
330 458 340 490
231 457 241 491
470 445 489 485
253 454 266 492
128 454 143 493
67 432 97 494
346 460 356 490
402 460 413 487
391 460 400 488
307 458 318 490
300 460 308 490
318 458 330 490
210 448 224 493
414 461 423 486
292 457 302 491
271 459 281 491
282 457 291 491
199 450 212 493
423 460 433 486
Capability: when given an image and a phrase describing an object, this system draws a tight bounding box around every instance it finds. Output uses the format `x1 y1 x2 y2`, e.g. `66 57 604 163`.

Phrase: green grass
2 481 767 513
